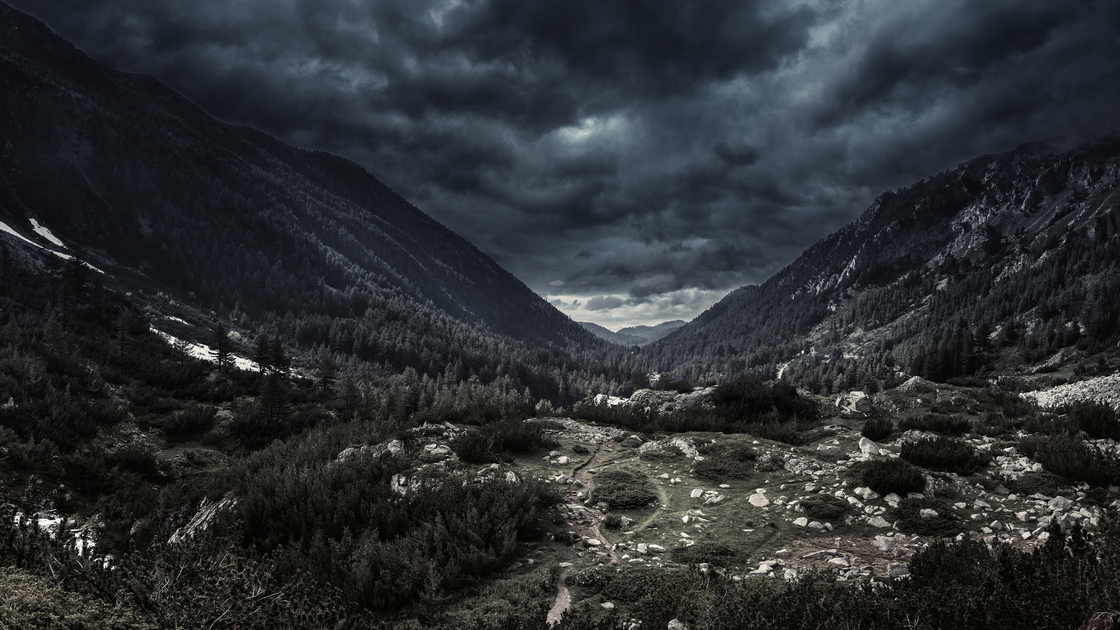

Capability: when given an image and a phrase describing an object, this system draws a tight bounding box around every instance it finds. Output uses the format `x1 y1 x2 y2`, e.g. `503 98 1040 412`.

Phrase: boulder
748 493 770 508
836 391 873 414
897 376 931 392
868 516 891 528
668 619 689 630
858 437 881 456
887 563 910 578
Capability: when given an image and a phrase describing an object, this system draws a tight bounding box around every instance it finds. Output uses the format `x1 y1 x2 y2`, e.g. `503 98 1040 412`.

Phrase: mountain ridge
651 138 1120 388
0 1 600 358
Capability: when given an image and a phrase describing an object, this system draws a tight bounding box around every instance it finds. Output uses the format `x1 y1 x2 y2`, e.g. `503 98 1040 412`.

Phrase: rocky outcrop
338 438 405 462
897 376 932 392
1021 374 1120 411
835 391 873 414
169 497 237 544
626 387 717 413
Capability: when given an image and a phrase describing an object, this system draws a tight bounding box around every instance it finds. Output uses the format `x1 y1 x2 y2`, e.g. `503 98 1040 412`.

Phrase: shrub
571 444 591 454
671 542 738 567
890 498 961 536
862 417 894 441
1019 435 1120 486
163 404 217 439
800 493 854 522
1005 471 1071 497
1067 401 1120 440
861 459 926 496
693 442 757 481
451 419 558 464
603 514 622 529
900 436 990 474
898 413 971 436
591 469 657 510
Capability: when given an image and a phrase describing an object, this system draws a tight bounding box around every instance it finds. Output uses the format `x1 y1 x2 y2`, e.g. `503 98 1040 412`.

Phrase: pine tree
213 323 232 373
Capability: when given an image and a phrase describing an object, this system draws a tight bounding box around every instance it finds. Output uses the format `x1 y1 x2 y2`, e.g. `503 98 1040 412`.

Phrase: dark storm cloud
12 0 1120 327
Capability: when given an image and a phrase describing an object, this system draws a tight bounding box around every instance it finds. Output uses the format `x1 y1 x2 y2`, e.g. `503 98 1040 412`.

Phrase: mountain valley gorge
3 3 1120 629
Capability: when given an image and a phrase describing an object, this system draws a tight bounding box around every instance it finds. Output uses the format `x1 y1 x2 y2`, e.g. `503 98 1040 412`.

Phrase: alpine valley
3 3 1120 630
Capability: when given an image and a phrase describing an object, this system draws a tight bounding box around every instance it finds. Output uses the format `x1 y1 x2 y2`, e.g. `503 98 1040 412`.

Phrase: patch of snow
29 219 66 248
0 219 105 273
150 326 257 372
0 218 42 249
166 315 189 325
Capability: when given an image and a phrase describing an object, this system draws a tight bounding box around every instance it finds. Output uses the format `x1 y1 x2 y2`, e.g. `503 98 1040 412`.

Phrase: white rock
919 509 939 519
859 437 881 456
868 516 891 528
793 517 809 527
749 493 771 508
1049 496 1073 511
690 488 704 499
887 563 910 578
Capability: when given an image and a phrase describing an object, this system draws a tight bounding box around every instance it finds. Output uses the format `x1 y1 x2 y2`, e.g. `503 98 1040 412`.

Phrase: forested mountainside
0 3 606 379
646 140 1120 391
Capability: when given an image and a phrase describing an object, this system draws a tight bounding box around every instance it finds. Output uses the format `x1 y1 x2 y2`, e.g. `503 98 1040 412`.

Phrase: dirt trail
633 484 670 532
548 439 620 624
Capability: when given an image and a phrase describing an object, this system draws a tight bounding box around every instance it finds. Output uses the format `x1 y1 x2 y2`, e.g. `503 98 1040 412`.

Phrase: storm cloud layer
14 0 1120 328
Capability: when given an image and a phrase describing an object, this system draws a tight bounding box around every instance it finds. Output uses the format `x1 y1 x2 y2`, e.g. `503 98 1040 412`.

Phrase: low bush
900 436 990 474
451 419 559 464
1005 471 1071 497
799 493 853 522
591 469 657 510
163 404 217 439
693 442 757 481
861 416 894 441
898 413 971 436
1067 401 1120 440
890 497 961 536
1019 435 1120 486
861 459 926 496
671 542 738 567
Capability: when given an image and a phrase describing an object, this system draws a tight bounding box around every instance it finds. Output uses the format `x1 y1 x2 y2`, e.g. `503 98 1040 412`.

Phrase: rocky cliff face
654 139 1120 383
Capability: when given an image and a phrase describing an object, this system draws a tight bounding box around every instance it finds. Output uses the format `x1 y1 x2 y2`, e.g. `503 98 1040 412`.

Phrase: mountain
651 140 1120 389
0 3 605 385
579 321 647 346
617 320 686 345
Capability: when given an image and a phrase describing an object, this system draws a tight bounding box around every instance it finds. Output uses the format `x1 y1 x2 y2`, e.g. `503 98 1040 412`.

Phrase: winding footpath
546 439 620 625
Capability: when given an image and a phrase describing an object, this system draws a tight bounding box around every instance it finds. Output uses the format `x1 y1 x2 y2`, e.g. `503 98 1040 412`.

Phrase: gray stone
868 516 891 528
748 493 770 507
1049 496 1073 511
858 437 881 456
888 563 910 578
668 620 688 630
836 391 873 414
919 509 939 519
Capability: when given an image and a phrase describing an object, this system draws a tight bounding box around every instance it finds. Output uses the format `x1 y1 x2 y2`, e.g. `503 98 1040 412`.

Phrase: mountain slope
0 2 597 355
652 140 1120 386
579 322 647 346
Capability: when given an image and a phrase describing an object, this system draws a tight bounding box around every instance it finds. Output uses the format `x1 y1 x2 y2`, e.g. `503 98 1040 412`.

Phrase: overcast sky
15 0 1120 329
